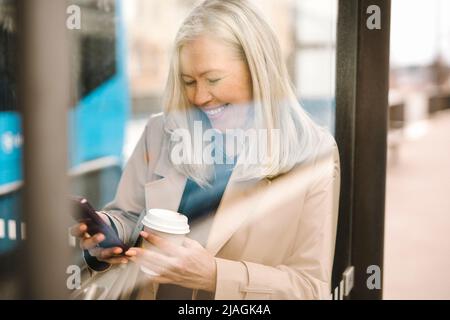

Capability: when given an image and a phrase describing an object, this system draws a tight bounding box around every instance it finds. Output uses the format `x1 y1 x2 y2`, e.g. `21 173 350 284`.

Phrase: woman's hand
69 213 129 265
125 231 217 292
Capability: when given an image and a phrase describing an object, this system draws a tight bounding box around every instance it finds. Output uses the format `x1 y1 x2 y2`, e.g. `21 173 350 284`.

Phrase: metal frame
12 0 391 300
334 0 391 299
332 0 358 297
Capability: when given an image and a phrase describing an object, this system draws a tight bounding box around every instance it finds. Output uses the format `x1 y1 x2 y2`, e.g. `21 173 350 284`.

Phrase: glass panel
66 1 129 296
0 0 130 298
0 0 339 299
295 0 337 134
67 0 128 208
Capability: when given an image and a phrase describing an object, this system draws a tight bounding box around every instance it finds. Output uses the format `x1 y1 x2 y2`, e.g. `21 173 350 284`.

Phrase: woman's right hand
70 216 128 265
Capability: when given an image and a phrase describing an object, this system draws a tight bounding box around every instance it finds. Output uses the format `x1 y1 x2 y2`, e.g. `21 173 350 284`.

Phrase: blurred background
384 0 450 299
0 0 448 299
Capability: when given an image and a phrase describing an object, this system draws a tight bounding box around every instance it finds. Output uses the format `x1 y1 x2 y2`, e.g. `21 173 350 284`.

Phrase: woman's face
180 35 253 132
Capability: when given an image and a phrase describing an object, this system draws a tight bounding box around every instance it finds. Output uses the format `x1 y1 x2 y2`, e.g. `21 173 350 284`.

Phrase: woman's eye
207 78 221 85
183 80 196 86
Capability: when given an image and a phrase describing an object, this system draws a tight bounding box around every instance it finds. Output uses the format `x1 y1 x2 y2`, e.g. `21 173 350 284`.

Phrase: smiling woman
72 0 340 300
163 0 327 188
179 35 253 132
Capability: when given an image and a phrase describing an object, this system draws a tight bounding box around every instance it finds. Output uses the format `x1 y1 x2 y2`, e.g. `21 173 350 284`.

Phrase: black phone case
71 196 130 251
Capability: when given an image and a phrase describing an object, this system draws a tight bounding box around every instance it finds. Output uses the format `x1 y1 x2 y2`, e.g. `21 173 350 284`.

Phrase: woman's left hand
125 231 217 292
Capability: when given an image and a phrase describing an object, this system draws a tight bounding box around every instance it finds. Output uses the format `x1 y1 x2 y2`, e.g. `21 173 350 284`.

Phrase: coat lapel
144 174 186 212
144 143 187 212
205 171 271 257
146 150 271 258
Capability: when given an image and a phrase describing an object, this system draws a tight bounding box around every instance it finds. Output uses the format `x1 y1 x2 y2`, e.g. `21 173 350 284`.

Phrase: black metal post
334 0 390 300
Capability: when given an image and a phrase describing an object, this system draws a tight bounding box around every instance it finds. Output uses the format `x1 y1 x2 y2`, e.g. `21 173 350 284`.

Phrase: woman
71 0 340 300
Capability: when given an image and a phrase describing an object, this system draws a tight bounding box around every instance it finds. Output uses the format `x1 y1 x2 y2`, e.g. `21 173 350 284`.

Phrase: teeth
204 105 226 116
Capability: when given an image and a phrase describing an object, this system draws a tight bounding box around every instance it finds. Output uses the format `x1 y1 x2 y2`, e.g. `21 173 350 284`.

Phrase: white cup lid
142 209 190 234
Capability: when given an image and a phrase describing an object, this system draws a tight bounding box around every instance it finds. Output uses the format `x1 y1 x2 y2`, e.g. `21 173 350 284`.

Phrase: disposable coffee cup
140 208 190 276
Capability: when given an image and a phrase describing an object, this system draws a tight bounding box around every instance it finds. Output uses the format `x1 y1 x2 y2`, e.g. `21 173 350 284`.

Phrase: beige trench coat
100 113 340 300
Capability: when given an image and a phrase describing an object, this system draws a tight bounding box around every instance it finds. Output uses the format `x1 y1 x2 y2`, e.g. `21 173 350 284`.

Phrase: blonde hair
163 0 323 186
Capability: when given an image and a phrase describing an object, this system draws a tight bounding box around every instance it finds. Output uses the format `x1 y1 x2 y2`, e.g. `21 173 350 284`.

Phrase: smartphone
70 196 129 252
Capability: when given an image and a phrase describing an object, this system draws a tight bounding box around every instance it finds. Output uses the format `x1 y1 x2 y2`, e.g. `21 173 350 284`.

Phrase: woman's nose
192 83 212 106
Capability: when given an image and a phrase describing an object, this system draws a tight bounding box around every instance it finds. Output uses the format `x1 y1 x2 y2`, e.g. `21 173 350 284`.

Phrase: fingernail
114 248 122 254
96 234 104 241
121 259 128 264
125 250 136 256
140 231 148 237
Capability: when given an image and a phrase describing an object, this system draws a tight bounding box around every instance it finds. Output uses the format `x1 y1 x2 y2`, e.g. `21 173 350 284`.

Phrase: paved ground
383 109 450 299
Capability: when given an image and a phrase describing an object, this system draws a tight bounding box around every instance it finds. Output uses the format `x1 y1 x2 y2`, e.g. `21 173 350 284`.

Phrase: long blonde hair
163 0 323 186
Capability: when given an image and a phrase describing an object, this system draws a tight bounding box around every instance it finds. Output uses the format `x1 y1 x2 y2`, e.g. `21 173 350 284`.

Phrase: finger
134 265 173 284
80 233 105 250
140 231 183 256
132 247 173 267
127 246 184 279
101 256 129 265
132 255 180 281
124 248 139 257
182 237 203 249
70 223 87 237
136 258 165 275
129 250 175 276
124 247 146 260
142 274 172 284
87 247 103 257
98 247 123 259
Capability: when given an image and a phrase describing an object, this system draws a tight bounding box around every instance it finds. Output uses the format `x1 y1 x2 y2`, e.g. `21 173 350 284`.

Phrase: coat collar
145 144 186 213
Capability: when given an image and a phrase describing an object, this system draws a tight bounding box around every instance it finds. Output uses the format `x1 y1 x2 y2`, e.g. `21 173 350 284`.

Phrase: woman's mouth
203 103 229 119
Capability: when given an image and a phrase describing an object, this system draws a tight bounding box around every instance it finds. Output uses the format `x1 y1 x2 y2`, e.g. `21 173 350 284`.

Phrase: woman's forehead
180 37 241 76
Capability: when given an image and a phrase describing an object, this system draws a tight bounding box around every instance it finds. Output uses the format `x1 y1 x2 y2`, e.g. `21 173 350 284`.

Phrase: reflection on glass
0 0 339 300
295 0 337 133
0 0 129 298
70 0 340 300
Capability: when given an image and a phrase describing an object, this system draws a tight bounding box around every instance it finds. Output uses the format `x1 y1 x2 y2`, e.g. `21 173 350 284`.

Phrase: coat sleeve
100 123 149 245
213 140 340 300
83 116 162 272
101 115 164 245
